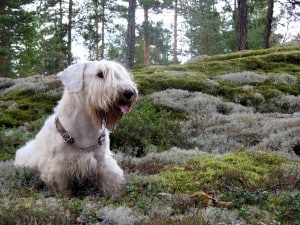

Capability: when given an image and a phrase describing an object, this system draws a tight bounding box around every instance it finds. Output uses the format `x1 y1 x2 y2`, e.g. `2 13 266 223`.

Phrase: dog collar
55 117 105 152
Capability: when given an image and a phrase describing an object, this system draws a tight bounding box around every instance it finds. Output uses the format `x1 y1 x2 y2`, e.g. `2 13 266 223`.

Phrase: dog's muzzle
118 89 137 114
123 89 135 100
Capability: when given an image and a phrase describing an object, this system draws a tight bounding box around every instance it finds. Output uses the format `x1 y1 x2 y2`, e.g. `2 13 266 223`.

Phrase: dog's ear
58 63 86 92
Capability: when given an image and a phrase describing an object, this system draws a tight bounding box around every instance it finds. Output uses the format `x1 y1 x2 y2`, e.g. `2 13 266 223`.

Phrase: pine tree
138 0 160 66
173 0 178 64
78 0 126 60
125 0 137 68
181 0 224 56
67 0 73 65
237 0 248 51
36 0 70 75
0 0 38 77
263 0 274 49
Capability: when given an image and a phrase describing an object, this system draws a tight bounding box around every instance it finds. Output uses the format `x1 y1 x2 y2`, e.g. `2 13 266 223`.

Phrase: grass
0 44 300 224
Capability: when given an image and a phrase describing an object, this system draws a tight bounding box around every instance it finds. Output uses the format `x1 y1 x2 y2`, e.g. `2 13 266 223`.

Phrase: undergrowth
111 98 193 156
2 150 299 224
124 150 300 224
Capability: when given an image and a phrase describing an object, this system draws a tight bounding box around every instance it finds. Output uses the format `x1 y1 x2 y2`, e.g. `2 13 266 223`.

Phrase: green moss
205 45 300 63
132 46 300 110
0 195 85 224
159 151 296 194
0 88 61 128
256 86 282 99
135 71 209 95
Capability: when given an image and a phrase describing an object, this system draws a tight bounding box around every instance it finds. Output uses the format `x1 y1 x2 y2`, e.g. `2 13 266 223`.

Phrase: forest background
0 0 299 78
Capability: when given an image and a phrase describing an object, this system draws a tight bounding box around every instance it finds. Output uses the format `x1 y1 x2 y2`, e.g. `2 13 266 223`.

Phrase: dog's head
58 60 138 129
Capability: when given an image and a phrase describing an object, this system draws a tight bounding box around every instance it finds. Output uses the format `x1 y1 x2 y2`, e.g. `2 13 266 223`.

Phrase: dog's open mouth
118 103 132 114
117 90 137 114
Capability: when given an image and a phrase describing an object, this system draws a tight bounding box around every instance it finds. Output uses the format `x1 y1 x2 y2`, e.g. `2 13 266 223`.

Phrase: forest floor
0 44 300 224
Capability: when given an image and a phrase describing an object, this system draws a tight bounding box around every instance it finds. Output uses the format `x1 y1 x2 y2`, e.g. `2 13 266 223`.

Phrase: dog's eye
96 72 104 78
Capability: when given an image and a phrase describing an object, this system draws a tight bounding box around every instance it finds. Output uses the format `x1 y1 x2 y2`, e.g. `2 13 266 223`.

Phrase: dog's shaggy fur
14 60 138 196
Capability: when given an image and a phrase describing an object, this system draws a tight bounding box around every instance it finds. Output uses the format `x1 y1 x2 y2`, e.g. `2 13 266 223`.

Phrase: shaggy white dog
14 60 138 196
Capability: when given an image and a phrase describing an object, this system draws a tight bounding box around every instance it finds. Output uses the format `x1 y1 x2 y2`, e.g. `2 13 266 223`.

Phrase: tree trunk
263 0 274 49
173 0 178 64
59 0 64 70
100 0 105 59
95 0 99 60
125 0 136 68
0 54 8 77
67 0 73 65
237 0 248 51
143 7 150 66
0 22 9 76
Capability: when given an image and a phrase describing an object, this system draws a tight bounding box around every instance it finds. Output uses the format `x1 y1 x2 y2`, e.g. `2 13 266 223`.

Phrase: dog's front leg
40 166 72 196
95 154 125 196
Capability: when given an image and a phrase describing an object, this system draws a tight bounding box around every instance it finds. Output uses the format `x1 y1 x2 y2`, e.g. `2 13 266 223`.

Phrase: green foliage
0 195 85 225
0 88 61 127
274 192 300 224
135 21 172 65
138 0 161 10
182 0 225 56
111 99 192 156
0 0 39 77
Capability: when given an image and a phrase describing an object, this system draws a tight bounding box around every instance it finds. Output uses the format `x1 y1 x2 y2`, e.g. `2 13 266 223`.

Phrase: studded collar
55 117 105 152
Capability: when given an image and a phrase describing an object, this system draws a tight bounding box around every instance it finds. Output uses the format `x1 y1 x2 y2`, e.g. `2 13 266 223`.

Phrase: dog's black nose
123 89 135 100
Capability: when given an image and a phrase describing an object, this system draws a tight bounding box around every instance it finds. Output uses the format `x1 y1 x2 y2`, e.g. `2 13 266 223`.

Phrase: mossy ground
1 151 299 224
135 45 300 112
0 45 300 224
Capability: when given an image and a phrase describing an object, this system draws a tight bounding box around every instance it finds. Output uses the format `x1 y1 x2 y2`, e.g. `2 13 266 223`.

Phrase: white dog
14 60 138 196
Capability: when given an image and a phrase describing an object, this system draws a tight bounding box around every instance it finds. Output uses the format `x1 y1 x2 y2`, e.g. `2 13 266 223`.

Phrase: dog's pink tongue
119 105 130 114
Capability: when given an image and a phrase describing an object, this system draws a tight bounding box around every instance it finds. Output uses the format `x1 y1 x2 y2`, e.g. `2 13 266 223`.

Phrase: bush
111 99 192 156
275 192 300 224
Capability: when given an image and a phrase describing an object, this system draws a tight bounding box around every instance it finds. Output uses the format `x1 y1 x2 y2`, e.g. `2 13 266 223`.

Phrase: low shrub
0 127 30 161
274 192 300 224
111 98 192 156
